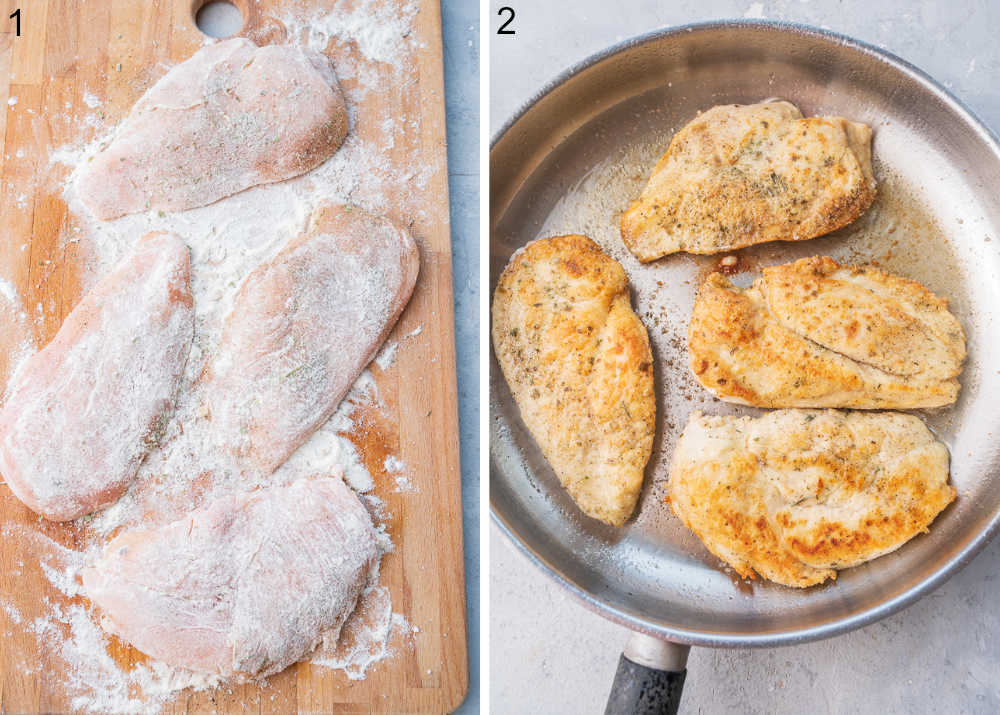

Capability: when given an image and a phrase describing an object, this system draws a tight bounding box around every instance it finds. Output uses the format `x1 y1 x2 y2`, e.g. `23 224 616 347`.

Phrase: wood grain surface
0 0 467 712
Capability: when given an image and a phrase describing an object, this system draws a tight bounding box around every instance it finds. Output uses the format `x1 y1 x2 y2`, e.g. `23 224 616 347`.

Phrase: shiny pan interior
490 21 1000 646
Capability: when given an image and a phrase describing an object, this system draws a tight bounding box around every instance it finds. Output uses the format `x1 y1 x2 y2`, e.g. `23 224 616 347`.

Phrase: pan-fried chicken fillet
669 410 955 588
204 203 419 475
621 101 876 260
77 38 348 219
82 478 378 679
491 235 655 526
0 233 193 521
689 256 966 408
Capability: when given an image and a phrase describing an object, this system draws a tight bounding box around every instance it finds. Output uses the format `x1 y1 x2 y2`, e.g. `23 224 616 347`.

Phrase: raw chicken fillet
0 232 193 521
205 203 419 474
76 38 349 219
82 478 379 679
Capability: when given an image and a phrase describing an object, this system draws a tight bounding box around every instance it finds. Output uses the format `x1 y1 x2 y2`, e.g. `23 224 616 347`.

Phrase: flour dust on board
0 1 431 711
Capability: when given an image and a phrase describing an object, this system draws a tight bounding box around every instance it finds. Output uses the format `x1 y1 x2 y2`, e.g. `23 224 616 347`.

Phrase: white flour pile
280 0 418 66
0 2 427 711
0 279 35 403
310 583 412 679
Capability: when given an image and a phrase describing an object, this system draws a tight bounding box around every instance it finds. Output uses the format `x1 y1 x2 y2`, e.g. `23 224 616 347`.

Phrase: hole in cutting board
195 1 244 38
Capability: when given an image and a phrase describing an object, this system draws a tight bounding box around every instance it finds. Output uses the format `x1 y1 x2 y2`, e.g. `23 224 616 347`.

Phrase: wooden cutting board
0 0 467 712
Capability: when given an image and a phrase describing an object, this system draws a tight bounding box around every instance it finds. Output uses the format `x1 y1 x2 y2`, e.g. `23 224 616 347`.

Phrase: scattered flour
382 455 415 492
1 2 429 710
275 372 381 494
380 117 397 150
40 560 85 599
311 584 412 679
374 339 398 369
0 528 223 712
374 323 423 369
0 278 37 403
2 601 22 625
82 90 102 108
280 0 418 65
392 475 415 493
31 602 222 714
0 278 16 303
1 523 97 592
7 95 16 106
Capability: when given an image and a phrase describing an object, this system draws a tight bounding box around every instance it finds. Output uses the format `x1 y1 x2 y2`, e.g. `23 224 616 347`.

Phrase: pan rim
489 18 1000 647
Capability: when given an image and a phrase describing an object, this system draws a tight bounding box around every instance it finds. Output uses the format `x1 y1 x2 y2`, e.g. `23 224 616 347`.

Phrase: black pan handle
604 632 690 715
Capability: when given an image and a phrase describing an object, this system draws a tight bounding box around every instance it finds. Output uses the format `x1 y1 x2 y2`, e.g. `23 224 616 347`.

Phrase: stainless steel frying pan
490 21 1000 713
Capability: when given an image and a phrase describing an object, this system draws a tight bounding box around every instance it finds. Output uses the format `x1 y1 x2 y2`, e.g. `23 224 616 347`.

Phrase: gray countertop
490 1 1000 713
442 1 479 711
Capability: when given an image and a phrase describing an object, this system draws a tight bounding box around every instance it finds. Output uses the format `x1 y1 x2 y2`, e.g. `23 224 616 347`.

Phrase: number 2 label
497 6 515 35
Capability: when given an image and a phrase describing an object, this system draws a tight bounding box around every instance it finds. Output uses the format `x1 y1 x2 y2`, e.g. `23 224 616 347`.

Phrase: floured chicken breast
669 410 955 588
82 478 378 679
203 203 419 475
77 38 348 219
492 235 655 526
0 233 193 521
621 101 876 260
689 256 966 408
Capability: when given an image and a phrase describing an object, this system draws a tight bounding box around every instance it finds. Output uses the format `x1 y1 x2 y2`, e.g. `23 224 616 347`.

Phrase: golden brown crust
669 410 956 588
762 256 966 380
688 257 966 409
621 101 876 261
491 235 655 526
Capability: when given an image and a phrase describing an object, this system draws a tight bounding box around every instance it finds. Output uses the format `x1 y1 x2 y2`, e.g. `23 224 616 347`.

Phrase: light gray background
490 1 1000 713
442 0 480 711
